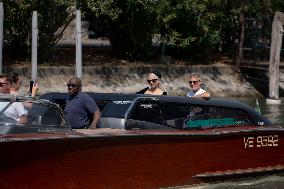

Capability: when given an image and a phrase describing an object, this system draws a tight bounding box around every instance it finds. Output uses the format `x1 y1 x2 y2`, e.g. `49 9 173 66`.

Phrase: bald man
64 77 101 129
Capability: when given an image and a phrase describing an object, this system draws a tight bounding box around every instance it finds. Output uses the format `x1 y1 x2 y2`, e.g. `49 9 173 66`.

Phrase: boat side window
184 105 254 129
162 102 191 129
127 100 167 130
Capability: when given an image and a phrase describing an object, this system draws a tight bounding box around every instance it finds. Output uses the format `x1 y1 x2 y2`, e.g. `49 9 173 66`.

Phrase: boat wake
169 174 284 189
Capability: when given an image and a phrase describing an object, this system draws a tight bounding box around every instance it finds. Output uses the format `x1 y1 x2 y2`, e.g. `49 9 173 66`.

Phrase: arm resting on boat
194 91 211 98
89 110 101 129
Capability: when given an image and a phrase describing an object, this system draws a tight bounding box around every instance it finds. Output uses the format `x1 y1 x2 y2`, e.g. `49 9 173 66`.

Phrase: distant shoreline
3 63 264 98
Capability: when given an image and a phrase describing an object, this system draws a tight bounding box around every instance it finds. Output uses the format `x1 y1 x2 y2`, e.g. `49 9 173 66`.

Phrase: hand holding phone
29 81 34 94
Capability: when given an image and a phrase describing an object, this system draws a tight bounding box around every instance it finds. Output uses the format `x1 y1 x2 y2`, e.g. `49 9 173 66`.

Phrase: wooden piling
31 11 38 82
267 12 284 104
0 3 3 74
75 10 82 78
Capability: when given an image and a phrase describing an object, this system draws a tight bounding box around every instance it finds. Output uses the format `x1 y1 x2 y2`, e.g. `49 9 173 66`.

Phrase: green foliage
2 0 284 63
37 1 75 62
3 0 33 60
3 0 74 62
96 0 158 61
153 0 223 62
84 0 121 19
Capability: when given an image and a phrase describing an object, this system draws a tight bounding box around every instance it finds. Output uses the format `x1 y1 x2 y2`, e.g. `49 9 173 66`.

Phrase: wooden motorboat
0 93 283 189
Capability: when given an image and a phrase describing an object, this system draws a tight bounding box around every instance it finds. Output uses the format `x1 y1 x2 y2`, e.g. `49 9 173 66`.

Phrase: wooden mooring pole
75 10 82 78
31 11 38 82
266 12 284 105
0 3 3 74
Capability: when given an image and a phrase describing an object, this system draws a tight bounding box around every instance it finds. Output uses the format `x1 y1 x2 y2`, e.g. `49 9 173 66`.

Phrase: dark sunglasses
67 83 78 88
189 80 199 85
0 82 10 87
147 79 158 84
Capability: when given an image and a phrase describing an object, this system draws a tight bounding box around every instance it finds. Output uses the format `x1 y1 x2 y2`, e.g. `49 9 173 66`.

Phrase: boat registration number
244 135 279 148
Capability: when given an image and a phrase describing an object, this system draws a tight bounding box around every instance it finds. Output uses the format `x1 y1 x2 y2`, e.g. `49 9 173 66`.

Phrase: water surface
235 97 284 126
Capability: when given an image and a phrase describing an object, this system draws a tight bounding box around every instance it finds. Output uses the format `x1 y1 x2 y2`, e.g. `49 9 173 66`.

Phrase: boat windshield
0 95 67 127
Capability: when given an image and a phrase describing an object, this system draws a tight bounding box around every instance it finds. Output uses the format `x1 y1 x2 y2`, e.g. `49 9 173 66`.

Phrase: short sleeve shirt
0 102 27 121
64 92 99 129
186 88 207 97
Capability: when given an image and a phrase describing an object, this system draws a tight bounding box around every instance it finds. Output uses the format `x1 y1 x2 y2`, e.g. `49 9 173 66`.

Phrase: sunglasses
67 83 78 88
189 80 199 85
147 79 158 84
0 82 10 87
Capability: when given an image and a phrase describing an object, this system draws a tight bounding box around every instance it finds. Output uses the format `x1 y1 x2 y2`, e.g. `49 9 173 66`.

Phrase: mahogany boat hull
0 127 284 189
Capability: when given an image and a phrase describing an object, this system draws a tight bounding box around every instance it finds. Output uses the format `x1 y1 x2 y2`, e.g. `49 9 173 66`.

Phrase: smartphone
29 80 34 94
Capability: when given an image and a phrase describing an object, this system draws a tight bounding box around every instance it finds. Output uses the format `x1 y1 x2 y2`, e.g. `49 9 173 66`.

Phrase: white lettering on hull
244 135 279 148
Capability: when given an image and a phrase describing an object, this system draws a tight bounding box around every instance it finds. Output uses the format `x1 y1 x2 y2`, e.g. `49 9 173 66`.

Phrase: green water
234 97 284 126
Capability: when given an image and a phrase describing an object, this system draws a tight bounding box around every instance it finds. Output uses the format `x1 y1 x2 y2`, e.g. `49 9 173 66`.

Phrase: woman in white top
186 73 210 98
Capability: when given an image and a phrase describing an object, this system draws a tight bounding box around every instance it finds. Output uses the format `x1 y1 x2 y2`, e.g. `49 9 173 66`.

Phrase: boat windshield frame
0 94 69 128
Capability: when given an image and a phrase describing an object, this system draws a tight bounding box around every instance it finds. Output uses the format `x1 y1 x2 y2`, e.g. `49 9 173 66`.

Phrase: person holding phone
8 72 39 97
28 80 39 97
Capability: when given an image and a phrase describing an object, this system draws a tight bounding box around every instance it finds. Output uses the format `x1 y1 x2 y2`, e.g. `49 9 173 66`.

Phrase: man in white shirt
186 73 211 98
0 74 27 124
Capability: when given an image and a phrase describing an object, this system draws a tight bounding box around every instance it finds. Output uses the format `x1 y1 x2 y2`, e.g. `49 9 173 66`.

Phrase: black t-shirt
136 87 167 95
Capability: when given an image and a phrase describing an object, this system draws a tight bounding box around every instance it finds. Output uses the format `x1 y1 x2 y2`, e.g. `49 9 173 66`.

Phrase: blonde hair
189 73 201 81
148 72 166 92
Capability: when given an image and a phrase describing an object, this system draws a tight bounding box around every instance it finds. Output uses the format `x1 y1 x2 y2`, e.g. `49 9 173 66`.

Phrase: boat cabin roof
41 92 272 130
0 93 273 135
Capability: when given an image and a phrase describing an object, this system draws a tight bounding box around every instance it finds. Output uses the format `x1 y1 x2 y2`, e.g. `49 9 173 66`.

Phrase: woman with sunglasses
137 71 167 95
186 73 210 98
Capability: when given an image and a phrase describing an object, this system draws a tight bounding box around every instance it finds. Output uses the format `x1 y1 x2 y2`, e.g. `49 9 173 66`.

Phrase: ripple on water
164 174 284 189
231 97 284 126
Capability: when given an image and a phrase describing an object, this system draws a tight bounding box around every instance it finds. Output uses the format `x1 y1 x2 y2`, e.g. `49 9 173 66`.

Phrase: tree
110 0 158 61
219 0 284 65
3 0 75 63
84 0 158 61
154 0 222 62
235 0 246 65
3 0 284 64
3 0 34 60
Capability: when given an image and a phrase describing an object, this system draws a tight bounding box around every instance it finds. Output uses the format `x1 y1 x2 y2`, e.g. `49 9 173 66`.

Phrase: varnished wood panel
0 130 284 189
